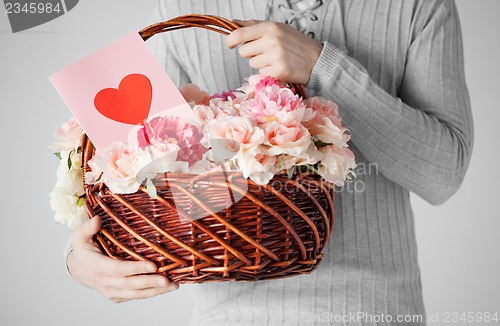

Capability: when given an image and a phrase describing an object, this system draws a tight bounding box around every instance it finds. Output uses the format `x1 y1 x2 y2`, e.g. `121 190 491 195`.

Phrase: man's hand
226 20 323 84
67 216 179 303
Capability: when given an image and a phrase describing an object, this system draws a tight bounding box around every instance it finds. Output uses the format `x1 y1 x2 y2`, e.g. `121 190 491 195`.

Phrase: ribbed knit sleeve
306 0 473 205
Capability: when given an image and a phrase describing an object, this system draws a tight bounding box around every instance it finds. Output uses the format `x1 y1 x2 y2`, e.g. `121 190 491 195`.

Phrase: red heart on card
94 73 152 125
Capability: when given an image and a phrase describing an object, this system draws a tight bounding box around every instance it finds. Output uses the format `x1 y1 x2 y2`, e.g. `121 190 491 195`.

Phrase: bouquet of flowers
49 74 355 230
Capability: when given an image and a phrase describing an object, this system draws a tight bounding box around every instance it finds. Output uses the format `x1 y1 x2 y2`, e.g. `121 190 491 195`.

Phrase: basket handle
138 14 307 99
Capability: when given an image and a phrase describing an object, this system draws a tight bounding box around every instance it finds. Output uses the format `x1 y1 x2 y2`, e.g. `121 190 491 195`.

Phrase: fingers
84 251 157 277
227 19 323 84
107 274 173 291
69 243 156 281
226 21 272 49
232 19 263 27
100 275 179 303
68 221 180 303
105 259 157 277
69 248 177 303
73 215 101 245
237 38 267 58
258 66 278 80
105 283 179 303
249 54 271 70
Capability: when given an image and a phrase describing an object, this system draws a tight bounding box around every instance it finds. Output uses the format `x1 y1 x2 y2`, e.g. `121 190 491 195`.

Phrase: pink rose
204 115 265 155
179 84 211 106
88 142 147 193
88 142 190 194
308 116 350 148
305 97 340 120
263 120 312 157
49 118 84 152
318 145 356 186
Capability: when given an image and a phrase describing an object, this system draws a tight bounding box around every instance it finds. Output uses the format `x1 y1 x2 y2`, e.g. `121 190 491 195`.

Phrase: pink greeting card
49 31 194 151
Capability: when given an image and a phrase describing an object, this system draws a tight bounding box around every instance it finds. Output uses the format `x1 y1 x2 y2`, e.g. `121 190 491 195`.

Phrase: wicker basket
82 14 335 284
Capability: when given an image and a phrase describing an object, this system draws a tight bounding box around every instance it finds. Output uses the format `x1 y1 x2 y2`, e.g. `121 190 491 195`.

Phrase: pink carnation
241 84 306 124
239 74 287 98
193 105 225 126
212 90 237 100
255 76 280 92
136 116 206 166
246 74 266 86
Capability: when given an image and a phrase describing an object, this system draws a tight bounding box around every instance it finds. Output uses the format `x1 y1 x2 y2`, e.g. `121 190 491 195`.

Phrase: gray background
0 1 499 325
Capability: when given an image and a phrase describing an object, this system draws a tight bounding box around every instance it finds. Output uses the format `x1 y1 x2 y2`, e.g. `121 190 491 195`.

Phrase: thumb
232 19 263 27
73 215 101 245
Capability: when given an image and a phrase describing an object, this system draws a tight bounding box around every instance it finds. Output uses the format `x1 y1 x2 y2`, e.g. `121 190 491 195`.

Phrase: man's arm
228 1 473 205
306 0 473 205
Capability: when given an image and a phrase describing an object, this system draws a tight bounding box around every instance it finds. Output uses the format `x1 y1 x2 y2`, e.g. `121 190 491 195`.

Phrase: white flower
55 151 84 197
50 187 77 223
67 206 88 231
49 186 86 230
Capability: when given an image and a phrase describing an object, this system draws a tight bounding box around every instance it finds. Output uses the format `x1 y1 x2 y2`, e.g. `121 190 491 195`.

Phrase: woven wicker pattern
82 14 334 283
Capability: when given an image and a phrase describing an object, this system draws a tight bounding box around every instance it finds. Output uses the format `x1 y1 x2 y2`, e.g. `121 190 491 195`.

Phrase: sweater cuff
306 41 345 91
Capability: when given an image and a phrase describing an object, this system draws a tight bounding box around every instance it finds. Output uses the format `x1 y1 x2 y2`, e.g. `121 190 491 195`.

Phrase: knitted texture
144 0 473 325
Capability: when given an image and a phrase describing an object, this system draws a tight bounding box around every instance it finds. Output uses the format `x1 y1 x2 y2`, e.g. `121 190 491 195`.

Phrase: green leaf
305 164 320 175
314 140 329 147
76 196 86 207
278 155 285 171
286 166 296 179
94 172 103 183
54 152 62 160
146 179 158 199
67 150 74 170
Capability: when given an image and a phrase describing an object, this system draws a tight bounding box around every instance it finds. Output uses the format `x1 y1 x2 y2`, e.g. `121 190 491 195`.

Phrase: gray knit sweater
147 0 473 325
